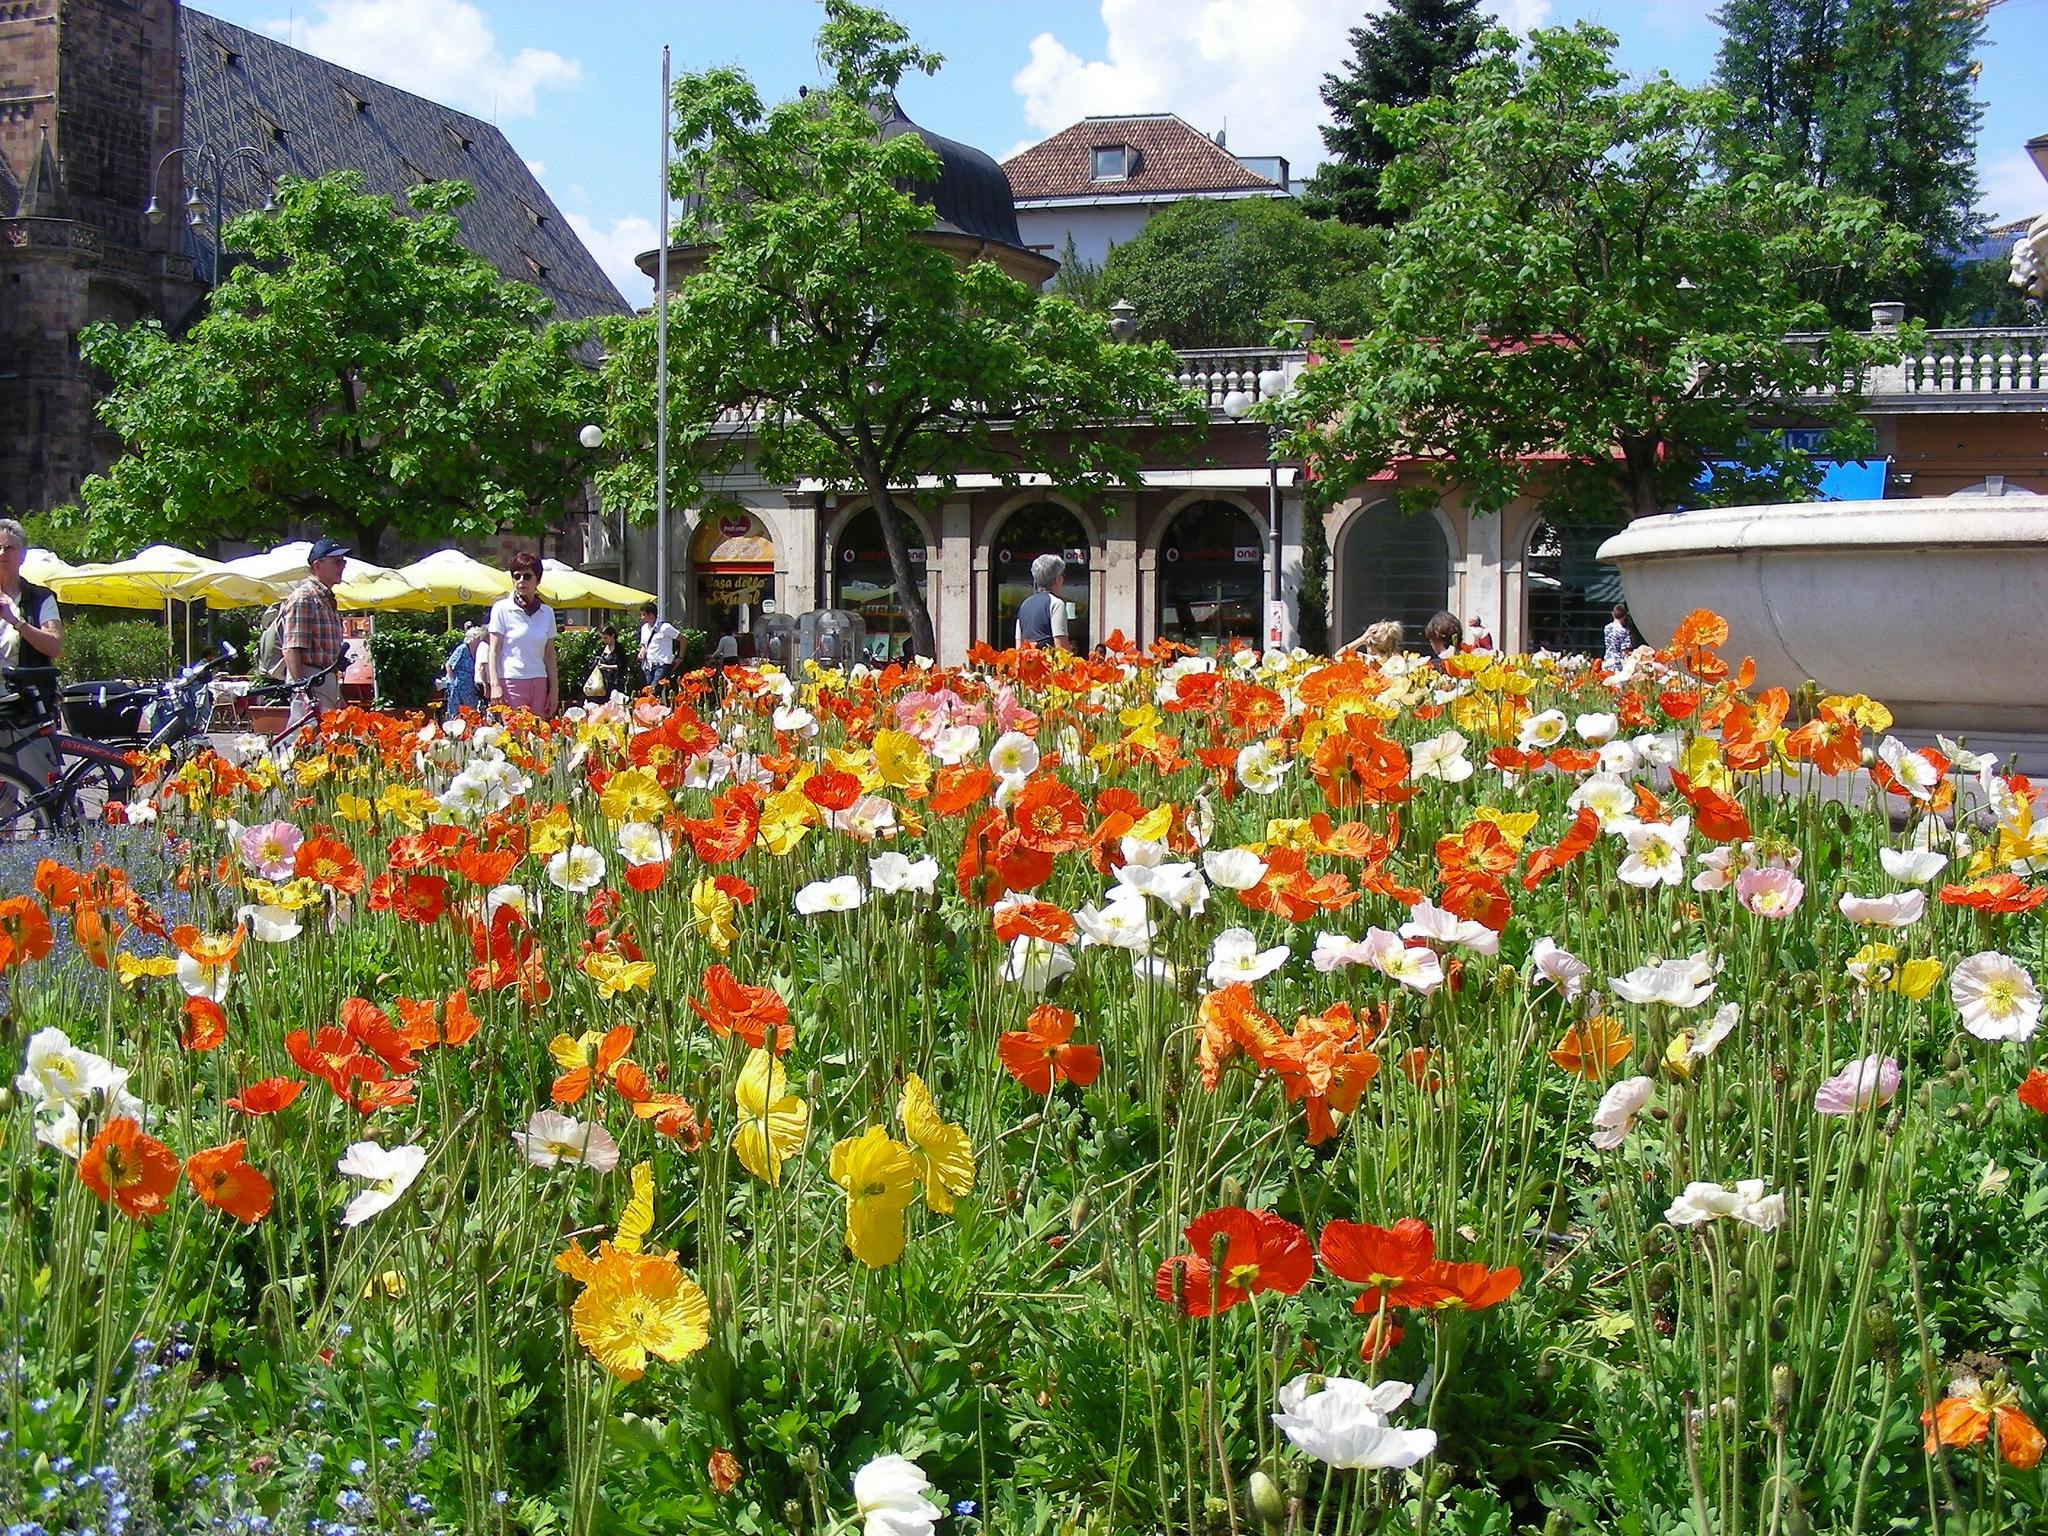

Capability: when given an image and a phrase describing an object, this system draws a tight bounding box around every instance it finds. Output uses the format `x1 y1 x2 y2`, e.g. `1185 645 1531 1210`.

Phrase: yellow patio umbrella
172 541 400 610
539 558 655 610
43 544 224 610
382 550 515 607
22 549 76 586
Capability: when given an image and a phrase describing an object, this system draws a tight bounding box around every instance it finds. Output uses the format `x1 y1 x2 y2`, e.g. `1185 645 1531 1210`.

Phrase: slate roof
878 96 1029 248
1002 114 1285 202
178 11 626 321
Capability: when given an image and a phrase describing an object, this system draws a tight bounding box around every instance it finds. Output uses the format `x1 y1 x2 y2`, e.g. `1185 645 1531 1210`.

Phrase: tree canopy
1712 0 1985 321
1096 197 1382 348
1270 24 1915 525
74 172 597 560
593 1 1196 659
1307 0 1486 227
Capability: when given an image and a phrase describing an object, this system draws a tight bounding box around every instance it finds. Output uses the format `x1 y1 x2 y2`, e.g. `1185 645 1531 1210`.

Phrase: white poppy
337 1140 429 1228
15 1027 123 1109
1568 774 1638 828
1574 712 1619 745
853 1453 944 1536
930 723 981 765
1358 928 1445 994
616 822 672 868
1949 951 2042 1042
1000 936 1075 992
1590 1076 1654 1151
869 852 940 895
175 950 232 1004
1518 710 1568 752
1073 893 1155 952
1836 889 1926 928
1202 847 1269 891
1876 737 1939 802
1235 741 1289 796
987 731 1039 778
1271 1374 1437 1470
1615 816 1691 888
1409 729 1474 784
1401 898 1500 957
794 875 866 915
1665 1178 1784 1231
236 904 303 944
1878 847 1947 885
1610 957 1716 1010
1530 937 1591 998
546 844 607 894
511 1111 620 1173
1205 928 1292 988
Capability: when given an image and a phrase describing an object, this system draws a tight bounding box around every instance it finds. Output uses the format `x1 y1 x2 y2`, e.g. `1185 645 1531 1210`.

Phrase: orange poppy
1011 778 1090 854
79 1117 180 1219
169 923 245 967
1154 1207 1313 1317
633 1094 708 1149
33 859 83 909
624 859 669 894
997 1004 1102 1094
294 835 365 895
1318 1217 1453 1311
180 996 227 1052
1419 1260 1521 1311
0 897 54 967
1549 1016 1633 1080
553 1023 637 1105
991 900 1077 945
1940 873 2048 914
1521 808 1601 891
1783 705 1862 777
1922 1378 2045 1469
185 1139 273 1224
801 769 862 812
688 966 793 1053
681 786 762 864
226 1077 304 1116
1669 772 1752 844
1197 983 1290 1090
928 764 993 816
286 1025 383 1102
367 871 451 925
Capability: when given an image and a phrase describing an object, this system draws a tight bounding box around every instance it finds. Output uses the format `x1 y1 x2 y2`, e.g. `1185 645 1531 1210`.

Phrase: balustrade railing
1892 328 2047 398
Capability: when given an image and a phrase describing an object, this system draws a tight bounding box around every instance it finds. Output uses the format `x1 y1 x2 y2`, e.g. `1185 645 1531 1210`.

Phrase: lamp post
1223 350 1302 645
144 143 275 288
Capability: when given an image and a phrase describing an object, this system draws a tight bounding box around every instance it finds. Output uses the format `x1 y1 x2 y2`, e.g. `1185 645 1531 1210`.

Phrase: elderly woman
443 624 485 719
1015 552 1074 653
0 517 61 670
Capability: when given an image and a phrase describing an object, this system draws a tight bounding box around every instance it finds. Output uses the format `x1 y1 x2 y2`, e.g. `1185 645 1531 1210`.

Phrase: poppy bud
1863 1302 1899 1361
1220 1176 1245 1208
1648 1262 1675 1300
1246 1469 1287 1530
1846 1158 1867 1192
782 1502 804 1530
795 1447 820 1477
1067 1196 1090 1231
1669 1105 1687 1135
1771 1365 1797 1423
1425 1466 1454 1501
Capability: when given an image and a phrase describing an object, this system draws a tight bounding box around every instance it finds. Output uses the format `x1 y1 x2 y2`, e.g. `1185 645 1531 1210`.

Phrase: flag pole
655 44 671 627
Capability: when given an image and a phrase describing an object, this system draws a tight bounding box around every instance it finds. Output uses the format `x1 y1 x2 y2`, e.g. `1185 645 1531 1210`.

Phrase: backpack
256 602 288 679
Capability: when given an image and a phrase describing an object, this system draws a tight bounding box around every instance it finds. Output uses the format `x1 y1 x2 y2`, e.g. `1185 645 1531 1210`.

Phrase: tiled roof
1002 114 1283 202
179 11 627 321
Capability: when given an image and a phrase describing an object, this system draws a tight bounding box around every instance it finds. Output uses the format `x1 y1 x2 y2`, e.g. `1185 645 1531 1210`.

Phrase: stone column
1100 493 1140 647
940 499 974 665
1465 503 1505 643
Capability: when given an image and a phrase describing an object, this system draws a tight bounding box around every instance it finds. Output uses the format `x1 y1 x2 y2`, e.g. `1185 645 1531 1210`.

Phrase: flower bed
3 610 2045 1534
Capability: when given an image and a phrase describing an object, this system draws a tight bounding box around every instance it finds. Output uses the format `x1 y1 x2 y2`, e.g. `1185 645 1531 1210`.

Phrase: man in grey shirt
1014 553 1073 653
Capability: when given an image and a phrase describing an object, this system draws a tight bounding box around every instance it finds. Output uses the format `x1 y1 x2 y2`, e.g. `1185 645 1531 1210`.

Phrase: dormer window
1091 144 1134 181
519 199 548 229
337 84 369 115
445 124 474 154
523 253 549 281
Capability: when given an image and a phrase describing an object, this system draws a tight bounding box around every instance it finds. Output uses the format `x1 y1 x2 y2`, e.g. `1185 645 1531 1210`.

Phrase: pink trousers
499 677 551 715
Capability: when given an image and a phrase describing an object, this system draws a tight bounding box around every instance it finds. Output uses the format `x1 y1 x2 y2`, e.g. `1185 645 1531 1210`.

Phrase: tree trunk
858 465 938 662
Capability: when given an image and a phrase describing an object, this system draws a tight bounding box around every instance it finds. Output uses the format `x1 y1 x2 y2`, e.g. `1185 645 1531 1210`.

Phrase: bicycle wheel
0 761 57 843
26 736 136 839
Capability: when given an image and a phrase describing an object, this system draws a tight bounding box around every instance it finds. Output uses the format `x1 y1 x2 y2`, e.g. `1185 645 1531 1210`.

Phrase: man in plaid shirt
280 535 349 719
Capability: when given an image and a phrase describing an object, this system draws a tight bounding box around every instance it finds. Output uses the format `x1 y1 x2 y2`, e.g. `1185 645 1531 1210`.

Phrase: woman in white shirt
485 552 558 715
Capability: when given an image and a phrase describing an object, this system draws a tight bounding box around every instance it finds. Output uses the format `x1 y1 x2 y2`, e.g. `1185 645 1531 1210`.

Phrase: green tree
74 172 597 561
1097 197 1382 348
593 1 1195 660
1713 0 1984 318
1271 25 1915 526
1306 0 1485 226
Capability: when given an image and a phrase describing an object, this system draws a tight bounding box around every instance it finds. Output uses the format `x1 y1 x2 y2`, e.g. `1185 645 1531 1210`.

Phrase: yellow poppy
1895 957 1944 1001
1468 806 1540 850
333 793 374 824
690 876 739 954
1680 736 1734 794
292 754 332 788
757 787 819 857
897 1074 976 1215
376 784 438 831
732 1049 808 1186
614 1161 655 1253
529 807 575 858
569 1245 710 1381
114 953 177 987
872 730 931 791
583 951 656 998
828 1126 920 1268
598 767 669 824
1127 804 1174 844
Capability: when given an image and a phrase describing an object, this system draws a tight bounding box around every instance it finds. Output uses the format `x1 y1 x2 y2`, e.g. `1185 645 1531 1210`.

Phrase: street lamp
144 142 275 287
578 423 605 450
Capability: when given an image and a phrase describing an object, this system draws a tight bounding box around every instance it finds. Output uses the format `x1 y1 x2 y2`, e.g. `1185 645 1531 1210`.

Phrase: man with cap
280 535 349 721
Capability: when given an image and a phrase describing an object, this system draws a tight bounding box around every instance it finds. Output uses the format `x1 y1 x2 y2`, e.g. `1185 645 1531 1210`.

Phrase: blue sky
196 0 2048 307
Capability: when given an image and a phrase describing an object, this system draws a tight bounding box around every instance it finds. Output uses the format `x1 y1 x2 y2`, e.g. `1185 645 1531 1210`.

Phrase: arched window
833 507 927 661
1525 517 1626 657
989 502 1089 651
1336 502 1452 650
1156 500 1263 651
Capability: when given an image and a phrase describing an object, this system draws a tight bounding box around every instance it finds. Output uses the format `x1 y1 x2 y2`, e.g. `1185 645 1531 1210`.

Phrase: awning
1694 458 1889 501
796 467 1297 494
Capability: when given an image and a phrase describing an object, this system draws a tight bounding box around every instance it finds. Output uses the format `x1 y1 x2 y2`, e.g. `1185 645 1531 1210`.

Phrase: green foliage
1271 24 1916 524
56 612 173 683
554 626 610 699
1933 255 2042 327
72 171 599 562
1306 0 1486 227
678 628 709 672
1713 0 1986 321
1297 502 1330 654
368 621 451 711
1097 197 1382 347
592 2 1197 659
16 508 95 565
1047 234 1107 310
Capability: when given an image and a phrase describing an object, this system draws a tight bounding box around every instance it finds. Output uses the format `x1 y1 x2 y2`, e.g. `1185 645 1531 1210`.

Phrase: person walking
1015 553 1074 653
0 518 61 671
638 601 679 694
594 625 625 700
443 625 485 719
485 552 558 716
279 535 349 722
1603 604 1634 669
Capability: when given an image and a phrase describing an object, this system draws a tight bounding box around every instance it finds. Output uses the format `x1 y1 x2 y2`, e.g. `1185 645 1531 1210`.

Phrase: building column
1465 504 1505 646
940 499 974 665
1101 494 1140 648
1274 480 1302 650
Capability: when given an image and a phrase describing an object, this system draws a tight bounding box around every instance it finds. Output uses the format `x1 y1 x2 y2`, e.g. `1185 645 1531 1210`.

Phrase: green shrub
678 628 709 672
555 626 606 699
369 623 454 711
58 613 174 683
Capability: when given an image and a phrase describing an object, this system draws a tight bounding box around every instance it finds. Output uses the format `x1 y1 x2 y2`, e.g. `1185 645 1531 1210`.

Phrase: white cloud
1011 1 1551 173
567 212 657 310
525 159 547 179
262 0 581 120
1978 149 2047 227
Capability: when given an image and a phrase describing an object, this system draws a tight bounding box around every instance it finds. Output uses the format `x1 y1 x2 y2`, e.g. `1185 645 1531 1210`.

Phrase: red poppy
997 1004 1102 1094
79 1117 180 1219
367 871 451 925
1318 1217 1453 1311
1154 1206 1312 1317
801 769 862 812
1669 772 1752 844
180 996 227 1052
688 966 793 1053
352 1078 419 1114
1940 874 2048 914
227 1077 304 1116
185 1139 273 1224
1358 1314 1403 1362
624 859 669 893
1521 808 1601 891
2019 1070 2048 1115
1418 1260 1522 1311
0 897 54 967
